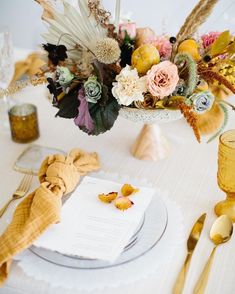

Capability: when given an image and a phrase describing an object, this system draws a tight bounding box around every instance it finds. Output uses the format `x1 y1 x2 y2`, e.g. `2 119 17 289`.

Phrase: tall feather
172 0 218 58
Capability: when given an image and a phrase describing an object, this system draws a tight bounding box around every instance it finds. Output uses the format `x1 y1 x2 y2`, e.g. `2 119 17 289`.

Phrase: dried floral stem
57 80 81 102
87 1 119 40
174 53 198 96
217 99 235 111
179 103 201 142
207 102 229 143
199 69 235 94
88 0 111 29
172 0 218 59
177 0 218 41
0 77 46 99
57 33 72 46
34 0 54 20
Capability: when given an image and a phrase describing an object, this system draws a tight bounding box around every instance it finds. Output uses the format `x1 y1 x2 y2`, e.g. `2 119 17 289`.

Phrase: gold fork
0 174 33 217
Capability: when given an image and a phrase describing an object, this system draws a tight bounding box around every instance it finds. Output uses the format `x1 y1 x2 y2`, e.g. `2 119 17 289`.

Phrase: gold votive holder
215 129 235 222
8 103 40 143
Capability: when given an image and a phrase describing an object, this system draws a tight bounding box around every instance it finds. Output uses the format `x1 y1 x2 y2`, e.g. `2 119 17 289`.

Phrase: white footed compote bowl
120 107 183 161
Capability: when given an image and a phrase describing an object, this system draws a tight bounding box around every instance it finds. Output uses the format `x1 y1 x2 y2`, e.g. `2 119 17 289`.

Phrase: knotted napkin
0 149 100 285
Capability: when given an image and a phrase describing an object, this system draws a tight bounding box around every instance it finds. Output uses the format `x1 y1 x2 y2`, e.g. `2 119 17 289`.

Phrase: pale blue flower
56 66 74 86
189 91 215 114
84 76 102 104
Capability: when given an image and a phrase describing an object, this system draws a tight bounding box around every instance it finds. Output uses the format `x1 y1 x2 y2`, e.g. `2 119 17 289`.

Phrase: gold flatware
0 174 33 217
173 213 206 294
194 215 233 294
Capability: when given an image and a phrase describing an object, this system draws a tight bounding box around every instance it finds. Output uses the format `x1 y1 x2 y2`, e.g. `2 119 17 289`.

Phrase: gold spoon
194 215 233 294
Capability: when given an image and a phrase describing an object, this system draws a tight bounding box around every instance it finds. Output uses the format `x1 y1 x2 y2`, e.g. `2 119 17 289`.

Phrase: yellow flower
218 63 235 86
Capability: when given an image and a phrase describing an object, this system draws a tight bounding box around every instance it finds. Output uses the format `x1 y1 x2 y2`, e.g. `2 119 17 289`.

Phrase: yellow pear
178 39 201 61
131 44 160 75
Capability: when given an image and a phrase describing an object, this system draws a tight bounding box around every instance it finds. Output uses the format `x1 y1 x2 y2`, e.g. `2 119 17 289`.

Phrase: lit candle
114 0 121 33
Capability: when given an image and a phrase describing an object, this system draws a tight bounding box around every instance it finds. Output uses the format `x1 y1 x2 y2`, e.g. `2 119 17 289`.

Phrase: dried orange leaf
210 30 231 56
114 197 133 211
227 41 235 54
121 184 139 197
98 192 118 203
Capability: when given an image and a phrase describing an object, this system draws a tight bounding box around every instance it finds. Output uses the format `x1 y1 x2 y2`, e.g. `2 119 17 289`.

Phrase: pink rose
151 36 172 59
146 61 179 99
201 32 220 49
143 35 173 59
119 22 136 39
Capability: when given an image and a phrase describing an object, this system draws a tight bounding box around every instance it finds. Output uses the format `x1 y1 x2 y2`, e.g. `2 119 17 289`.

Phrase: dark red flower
47 77 62 105
43 43 68 65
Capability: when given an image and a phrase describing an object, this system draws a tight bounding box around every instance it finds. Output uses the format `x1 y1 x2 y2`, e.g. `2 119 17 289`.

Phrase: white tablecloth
0 84 235 294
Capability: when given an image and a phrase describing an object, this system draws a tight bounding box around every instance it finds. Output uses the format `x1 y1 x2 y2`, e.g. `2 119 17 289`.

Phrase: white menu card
34 176 154 262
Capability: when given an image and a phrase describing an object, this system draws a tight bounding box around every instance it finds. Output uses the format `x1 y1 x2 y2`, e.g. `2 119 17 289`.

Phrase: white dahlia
112 65 147 106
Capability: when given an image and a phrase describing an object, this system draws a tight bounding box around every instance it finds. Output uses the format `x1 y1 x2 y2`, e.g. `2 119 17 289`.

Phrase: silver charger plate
30 192 168 269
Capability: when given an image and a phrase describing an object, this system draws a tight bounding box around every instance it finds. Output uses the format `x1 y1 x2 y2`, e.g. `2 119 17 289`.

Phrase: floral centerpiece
35 0 235 142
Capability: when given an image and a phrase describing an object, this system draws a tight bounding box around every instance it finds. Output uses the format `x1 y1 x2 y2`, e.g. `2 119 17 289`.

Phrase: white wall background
0 0 235 49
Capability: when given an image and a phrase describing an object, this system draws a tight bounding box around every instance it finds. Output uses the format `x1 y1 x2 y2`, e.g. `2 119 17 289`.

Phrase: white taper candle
114 0 121 33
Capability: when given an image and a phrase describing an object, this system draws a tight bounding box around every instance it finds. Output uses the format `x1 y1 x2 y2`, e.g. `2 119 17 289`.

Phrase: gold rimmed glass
215 129 235 222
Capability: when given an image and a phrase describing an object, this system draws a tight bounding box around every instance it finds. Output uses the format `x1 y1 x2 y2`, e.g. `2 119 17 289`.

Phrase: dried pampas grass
172 0 218 59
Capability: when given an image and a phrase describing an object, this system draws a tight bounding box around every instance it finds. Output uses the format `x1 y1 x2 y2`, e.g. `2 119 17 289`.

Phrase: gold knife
173 213 207 294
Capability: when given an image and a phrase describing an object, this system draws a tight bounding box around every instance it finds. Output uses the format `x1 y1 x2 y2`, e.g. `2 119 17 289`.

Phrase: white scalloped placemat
14 172 184 292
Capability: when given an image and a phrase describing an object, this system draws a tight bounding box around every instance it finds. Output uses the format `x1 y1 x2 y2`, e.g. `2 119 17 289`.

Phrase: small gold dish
8 103 40 143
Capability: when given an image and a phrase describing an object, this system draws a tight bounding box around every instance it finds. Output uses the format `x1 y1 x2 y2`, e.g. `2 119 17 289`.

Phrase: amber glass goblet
215 130 235 222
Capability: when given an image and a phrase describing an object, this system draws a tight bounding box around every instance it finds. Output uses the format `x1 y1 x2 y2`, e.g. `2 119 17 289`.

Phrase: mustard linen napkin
12 52 45 82
0 149 100 285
